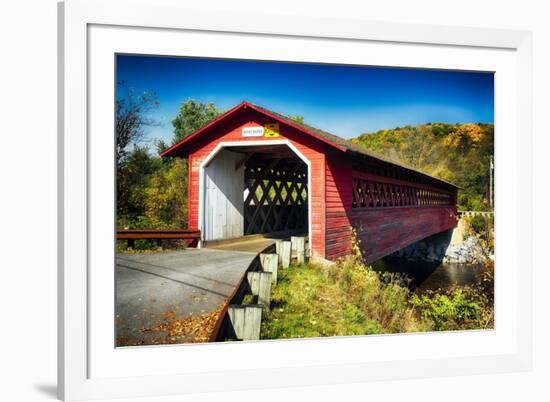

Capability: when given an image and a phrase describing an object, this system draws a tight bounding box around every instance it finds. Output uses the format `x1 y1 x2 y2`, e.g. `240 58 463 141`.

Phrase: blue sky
116 54 494 144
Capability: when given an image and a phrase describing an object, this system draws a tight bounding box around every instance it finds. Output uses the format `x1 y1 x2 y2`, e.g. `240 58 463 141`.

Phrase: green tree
171 99 222 144
287 114 304 124
117 145 163 224
155 139 170 155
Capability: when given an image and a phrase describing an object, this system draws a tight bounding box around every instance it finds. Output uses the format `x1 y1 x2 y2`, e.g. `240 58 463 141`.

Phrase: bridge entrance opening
202 143 309 244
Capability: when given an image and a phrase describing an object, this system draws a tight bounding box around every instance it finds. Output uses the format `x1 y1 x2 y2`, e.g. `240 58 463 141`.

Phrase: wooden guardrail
208 255 261 342
457 211 494 218
210 236 307 342
116 229 201 248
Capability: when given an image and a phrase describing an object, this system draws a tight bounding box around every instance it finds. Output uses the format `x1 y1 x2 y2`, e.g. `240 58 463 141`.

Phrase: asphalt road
115 248 256 346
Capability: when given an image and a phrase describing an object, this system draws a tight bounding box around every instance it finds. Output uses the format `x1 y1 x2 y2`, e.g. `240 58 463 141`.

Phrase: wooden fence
210 236 307 342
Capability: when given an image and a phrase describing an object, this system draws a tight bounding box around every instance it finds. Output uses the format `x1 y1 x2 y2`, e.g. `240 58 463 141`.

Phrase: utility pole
489 155 494 210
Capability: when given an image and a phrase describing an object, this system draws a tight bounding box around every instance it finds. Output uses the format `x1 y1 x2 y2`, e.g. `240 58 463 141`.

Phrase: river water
372 259 485 292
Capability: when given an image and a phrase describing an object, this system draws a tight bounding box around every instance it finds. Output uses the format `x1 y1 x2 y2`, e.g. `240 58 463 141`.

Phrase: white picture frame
58 0 533 400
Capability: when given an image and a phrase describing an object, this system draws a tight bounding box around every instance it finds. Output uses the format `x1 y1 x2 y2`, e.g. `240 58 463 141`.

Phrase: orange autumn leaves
442 124 485 147
143 307 223 344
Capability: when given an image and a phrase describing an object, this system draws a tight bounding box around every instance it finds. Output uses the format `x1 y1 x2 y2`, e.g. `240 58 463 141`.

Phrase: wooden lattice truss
352 177 453 208
244 157 308 235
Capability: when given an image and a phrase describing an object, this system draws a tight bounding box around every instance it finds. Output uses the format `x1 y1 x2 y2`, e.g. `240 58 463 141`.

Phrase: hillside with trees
352 123 494 211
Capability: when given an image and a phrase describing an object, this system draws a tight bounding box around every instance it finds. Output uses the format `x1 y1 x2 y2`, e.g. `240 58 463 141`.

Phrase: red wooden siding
349 168 457 263
325 153 353 259
350 206 457 263
186 109 327 258
187 153 200 231
324 159 458 261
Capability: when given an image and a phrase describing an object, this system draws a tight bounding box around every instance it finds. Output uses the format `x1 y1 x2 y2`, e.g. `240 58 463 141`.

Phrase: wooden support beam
275 240 283 266
291 236 306 264
247 271 273 307
281 241 292 268
227 305 262 341
260 253 278 284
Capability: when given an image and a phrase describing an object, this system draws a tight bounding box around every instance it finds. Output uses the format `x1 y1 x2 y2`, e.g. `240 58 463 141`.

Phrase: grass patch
241 294 258 305
261 256 429 339
261 255 493 339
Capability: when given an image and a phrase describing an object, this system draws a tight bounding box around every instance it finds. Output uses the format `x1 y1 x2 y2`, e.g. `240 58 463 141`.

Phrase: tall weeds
261 242 494 339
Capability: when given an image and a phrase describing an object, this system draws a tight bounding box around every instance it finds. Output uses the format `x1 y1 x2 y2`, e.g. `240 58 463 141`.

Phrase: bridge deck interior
205 228 308 251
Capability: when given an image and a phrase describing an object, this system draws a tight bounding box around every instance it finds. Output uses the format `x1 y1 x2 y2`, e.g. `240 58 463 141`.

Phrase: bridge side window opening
351 177 453 208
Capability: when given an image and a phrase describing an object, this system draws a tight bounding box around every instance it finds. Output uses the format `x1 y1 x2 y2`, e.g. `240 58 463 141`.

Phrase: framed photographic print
58 0 533 400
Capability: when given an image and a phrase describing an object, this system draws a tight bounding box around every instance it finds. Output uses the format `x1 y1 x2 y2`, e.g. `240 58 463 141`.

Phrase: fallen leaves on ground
142 306 223 344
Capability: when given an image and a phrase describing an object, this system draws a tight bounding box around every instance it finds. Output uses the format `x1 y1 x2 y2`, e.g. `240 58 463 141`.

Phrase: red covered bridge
162 101 458 263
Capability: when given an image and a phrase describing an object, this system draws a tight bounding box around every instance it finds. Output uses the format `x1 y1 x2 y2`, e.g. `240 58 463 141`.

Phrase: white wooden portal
204 149 245 241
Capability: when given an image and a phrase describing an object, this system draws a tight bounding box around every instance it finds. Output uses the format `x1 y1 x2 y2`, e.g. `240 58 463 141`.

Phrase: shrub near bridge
261 254 494 339
409 289 482 331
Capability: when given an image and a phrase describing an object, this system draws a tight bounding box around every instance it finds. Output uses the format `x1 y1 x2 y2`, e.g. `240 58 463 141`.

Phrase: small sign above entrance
242 126 264 137
264 123 280 138
242 123 281 138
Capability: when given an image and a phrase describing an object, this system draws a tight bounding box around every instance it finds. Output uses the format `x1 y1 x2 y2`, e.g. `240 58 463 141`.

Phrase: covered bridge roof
161 101 458 190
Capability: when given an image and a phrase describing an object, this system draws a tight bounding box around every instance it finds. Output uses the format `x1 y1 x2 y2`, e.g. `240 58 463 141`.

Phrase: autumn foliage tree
353 122 494 211
144 159 188 228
